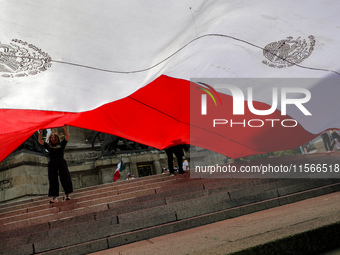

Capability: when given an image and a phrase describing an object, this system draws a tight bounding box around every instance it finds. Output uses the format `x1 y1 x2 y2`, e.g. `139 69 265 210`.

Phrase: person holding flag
38 125 73 203
113 157 125 182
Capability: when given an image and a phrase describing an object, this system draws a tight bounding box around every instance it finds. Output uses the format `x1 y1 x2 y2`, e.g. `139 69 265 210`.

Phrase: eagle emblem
0 39 51 78
262 35 315 68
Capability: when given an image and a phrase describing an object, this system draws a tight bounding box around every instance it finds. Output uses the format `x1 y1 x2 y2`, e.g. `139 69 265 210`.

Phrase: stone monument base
0 148 169 203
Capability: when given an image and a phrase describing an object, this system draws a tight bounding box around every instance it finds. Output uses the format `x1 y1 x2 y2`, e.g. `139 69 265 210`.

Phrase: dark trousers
165 146 184 174
48 159 73 197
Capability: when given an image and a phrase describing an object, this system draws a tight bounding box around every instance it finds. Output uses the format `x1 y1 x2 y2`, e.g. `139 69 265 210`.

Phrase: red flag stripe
0 75 317 162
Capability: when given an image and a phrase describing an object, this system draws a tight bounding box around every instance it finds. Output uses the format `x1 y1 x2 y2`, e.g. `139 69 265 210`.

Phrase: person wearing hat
126 172 135 180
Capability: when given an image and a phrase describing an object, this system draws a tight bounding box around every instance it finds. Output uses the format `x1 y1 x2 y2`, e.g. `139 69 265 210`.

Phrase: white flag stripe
1 0 340 113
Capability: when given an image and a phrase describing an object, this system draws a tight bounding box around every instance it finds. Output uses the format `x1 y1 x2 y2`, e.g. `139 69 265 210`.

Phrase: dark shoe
49 198 58 203
178 171 186 174
65 195 71 201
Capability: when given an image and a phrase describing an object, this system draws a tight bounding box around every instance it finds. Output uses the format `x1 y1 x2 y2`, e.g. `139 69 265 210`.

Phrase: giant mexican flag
0 0 339 162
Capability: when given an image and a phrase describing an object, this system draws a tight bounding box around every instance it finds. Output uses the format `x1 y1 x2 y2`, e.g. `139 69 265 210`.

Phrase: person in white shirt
126 173 135 180
182 158 189 171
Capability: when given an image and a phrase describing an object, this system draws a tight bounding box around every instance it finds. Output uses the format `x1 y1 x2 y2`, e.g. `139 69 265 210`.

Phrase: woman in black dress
38 125 73 203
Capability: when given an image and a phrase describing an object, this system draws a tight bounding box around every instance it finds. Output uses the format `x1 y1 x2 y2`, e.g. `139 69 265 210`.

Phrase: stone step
0 173 328 225
83 192 340 255
0 178 277 237
0 173 174 214
0 175 334 232
0 173 254 226
2 181 339 255
1 177 338 254
1 151 340 255
0 173 187 216
0 176 254 231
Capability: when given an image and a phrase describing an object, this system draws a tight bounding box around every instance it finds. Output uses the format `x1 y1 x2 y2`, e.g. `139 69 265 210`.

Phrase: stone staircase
1 154 340 255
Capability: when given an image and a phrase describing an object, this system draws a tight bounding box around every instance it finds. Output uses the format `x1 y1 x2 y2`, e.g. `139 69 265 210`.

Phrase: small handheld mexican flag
113 157 125 182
